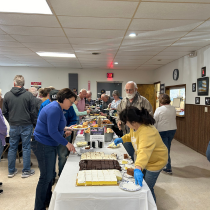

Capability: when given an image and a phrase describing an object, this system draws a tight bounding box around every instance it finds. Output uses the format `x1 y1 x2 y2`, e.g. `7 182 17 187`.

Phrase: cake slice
127 168 134 176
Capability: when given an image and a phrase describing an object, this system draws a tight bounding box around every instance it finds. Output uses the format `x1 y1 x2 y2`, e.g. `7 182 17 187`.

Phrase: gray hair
14 75 25 87
28 87 38 96
102 94 109 99
76 96 81 101
125 81 138 89
80 89 87 93
112 90 120 97
87 90 92 94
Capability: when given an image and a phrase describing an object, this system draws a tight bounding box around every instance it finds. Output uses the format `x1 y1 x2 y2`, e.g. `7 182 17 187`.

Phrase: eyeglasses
67 98 74 105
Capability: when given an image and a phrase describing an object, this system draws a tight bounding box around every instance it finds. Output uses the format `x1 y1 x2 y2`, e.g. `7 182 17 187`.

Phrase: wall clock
173 69 179 81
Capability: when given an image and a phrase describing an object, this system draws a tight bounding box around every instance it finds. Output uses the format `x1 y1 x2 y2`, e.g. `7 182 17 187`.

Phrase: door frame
154 81 161 111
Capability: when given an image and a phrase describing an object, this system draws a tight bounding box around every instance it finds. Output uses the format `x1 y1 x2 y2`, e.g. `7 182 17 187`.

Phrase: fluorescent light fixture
114 62 118 65
0 0 52 14
36 52 76 58
129 33 137 37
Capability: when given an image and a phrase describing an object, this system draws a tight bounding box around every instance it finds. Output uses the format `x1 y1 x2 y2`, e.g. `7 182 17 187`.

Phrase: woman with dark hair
114 106 168 202
32 88 77 210
39 87 55 102
154 94 177 175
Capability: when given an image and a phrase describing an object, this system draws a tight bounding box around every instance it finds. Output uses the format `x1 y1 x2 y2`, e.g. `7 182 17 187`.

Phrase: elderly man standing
116 81 153 160
77 89 87 112
28 87 42 117
3 75 36 178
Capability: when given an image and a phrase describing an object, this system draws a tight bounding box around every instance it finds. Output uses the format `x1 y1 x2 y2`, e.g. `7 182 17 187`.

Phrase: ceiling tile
152 55 184 60
22 43 73 49
158 51 189 56
115 55 153 60
184 31 210 40
163 46 201 52
0 47 36 55
193 20 210 31
121 39 177 46
68 37 122 45
172 39 210 47
0 25 65 37
135 2 210 20
117 51 158 56
129 19 203 31
72 44 119 51
119 46 166 52
11 35 69 44
64 28 125 39
0 28 6 34
144 59 174 65
50 0 138 18
125 31 187 40
137 65 162 71
58 16 130 30
0 34 16 41
0 41 24 47
142 0 210 2
0 14 60 27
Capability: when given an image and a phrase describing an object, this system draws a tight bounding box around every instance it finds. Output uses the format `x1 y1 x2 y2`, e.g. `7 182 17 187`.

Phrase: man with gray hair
3 75 36 178
28 87 42 117
116 81 153 160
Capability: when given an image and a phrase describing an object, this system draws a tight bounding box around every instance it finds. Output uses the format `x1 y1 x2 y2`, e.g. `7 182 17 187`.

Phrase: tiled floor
0 140 210 210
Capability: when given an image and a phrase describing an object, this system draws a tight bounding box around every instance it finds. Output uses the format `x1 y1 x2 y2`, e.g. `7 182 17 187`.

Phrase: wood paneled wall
175 104 209 155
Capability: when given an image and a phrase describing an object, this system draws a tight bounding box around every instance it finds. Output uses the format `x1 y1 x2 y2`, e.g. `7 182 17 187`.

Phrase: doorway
97 82 122 98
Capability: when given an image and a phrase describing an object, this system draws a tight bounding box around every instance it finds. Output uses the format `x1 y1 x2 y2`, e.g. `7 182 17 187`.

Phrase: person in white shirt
154 94 177 175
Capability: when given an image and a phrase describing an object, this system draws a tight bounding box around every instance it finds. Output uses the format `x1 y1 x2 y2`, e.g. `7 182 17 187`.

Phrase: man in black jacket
3 75 36 178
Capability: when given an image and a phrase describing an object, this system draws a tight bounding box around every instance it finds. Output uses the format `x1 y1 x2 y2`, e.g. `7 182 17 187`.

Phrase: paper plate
118 159 133 165
119 181 141 192
73 126 89 130
123 173 134 178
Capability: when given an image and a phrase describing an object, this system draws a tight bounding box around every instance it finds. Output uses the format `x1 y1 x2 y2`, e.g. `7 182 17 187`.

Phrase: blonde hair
29 87 38 96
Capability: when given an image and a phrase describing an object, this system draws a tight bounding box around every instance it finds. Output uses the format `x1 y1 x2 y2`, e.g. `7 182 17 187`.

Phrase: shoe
8 169 18 178
0 190 3 195
0 182 2 186
21 169 35 178
163 168 172 175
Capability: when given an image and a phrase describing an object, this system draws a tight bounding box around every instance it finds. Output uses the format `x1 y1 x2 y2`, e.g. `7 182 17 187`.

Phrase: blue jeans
57 135 72 176
206 141 210 162
159 130 176 170
123 142 135 161
31 140 57 210
143 169 161 203
8 125 33 173
0 139 4 161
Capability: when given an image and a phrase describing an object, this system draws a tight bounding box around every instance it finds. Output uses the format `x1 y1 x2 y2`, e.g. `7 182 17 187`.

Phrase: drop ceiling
0 0 210 70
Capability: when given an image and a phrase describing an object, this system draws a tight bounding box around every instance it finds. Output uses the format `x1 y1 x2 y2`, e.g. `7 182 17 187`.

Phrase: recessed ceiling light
92 52 100 55
114 62 118 65
129 33 137 37
0 0 52 14
158 59 162 61
36 52 76 58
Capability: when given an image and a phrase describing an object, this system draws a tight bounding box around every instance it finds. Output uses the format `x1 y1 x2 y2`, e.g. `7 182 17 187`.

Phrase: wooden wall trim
174 104 209 156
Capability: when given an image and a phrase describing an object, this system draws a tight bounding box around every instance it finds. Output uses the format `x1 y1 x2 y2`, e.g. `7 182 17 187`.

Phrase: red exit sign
107 73 114 78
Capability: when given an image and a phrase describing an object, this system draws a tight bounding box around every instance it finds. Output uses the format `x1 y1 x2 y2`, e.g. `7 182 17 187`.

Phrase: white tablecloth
49 139 157 210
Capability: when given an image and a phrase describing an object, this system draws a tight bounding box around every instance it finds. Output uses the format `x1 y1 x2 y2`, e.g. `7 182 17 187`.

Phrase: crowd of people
1 75 209 209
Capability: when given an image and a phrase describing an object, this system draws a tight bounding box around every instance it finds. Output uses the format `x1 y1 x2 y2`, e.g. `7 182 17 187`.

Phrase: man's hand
66 142 76 153
65 130 72 137
87 110 90 114
117 120 122 130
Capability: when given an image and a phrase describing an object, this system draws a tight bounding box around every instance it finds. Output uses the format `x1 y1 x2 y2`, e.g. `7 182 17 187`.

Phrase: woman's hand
134 168 143 187
108 103 111 108
87 110 90 114
114 138 123 145
65 131 72 137
66 142 76 153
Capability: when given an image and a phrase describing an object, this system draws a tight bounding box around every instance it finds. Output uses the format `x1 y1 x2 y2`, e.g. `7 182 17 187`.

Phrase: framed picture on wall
195 97 200 104
197 77 209 96
205 97 210 105
192 83 196 92
201 67 206 77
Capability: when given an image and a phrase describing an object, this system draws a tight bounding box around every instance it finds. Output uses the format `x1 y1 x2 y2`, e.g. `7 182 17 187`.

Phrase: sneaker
163 168 172 175
21 169 35 178
0 190 3 195
8 169 18 178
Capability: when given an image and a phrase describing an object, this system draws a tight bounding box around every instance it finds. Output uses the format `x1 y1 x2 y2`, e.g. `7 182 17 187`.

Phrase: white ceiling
0 0 209 70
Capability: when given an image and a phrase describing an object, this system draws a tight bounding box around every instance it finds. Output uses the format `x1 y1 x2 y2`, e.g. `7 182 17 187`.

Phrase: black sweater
3 87 37 126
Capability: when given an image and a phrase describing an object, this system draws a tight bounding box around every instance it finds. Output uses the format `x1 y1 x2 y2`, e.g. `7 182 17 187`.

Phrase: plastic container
84 133 90 142
104 133 114 142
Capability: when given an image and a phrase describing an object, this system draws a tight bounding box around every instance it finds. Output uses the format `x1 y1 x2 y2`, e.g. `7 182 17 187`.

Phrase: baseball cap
50 89 59 101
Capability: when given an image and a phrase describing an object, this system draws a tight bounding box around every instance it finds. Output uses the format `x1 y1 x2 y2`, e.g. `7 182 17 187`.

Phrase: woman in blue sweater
32 88 77 210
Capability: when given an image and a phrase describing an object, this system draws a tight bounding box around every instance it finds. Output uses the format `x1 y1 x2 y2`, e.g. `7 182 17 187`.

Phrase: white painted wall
0 67 154 99
154 45 210 105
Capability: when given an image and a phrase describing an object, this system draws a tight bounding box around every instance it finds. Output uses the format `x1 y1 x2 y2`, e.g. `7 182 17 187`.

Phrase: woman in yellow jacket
114 106 168 202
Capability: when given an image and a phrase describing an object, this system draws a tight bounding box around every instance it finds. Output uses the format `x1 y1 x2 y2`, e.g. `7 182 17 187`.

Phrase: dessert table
49 138 157 210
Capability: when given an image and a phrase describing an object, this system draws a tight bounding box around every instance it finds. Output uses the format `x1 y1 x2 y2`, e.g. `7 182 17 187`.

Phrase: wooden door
137 84 155 113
